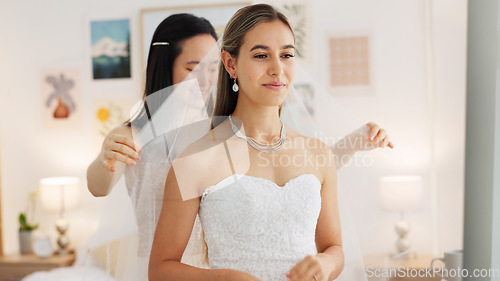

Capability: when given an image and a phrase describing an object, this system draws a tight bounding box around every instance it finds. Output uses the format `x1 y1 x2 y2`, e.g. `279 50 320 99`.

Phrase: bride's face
234 20 296 107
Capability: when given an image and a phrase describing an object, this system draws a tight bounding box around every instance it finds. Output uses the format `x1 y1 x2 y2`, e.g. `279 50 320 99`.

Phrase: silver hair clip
152 42 170 46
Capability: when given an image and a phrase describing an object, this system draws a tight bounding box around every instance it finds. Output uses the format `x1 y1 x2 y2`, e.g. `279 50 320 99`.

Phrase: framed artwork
90 18 131 80
139 2 250 71
40 68 82 129
325 31 374 97
92 99 136 149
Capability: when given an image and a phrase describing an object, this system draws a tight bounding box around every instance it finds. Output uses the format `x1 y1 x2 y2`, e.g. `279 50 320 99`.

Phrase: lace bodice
199 173 322 281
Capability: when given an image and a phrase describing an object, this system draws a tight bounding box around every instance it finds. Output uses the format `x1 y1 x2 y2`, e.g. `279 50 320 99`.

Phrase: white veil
126 38 368 280
66 30 372 281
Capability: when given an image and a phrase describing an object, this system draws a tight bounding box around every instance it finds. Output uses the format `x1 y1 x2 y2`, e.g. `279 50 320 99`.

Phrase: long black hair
129 13 217 128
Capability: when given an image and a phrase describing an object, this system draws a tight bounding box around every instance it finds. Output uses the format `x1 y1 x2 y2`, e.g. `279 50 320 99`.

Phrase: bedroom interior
0 0 498 280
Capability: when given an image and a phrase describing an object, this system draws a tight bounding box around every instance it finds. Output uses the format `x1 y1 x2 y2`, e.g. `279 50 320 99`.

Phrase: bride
149 4 344 281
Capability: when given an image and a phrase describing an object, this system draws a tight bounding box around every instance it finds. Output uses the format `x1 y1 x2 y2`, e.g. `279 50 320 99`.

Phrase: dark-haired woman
87 13 217 196
86 13 218 268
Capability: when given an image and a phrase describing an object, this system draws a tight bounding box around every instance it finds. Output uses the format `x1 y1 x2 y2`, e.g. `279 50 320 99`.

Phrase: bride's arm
315 147 344 280
288 143 344 281
148 166 222 280
148 159 263 281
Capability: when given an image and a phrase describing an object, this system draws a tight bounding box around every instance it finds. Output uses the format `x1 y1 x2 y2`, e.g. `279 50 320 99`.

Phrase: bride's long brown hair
211 4 294 128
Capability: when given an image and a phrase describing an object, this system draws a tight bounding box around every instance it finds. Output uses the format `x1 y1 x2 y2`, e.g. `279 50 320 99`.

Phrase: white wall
309 0 467 256
431 0 467 254
0 0 467 257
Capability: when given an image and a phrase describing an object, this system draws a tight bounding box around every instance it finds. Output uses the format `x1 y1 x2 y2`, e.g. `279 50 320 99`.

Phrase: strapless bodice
199 173 322 281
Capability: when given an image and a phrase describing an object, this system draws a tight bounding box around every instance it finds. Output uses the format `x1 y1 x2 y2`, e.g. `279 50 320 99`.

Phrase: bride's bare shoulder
285 125 336 171
285 126 333 153
168 121 234 195
174 120 233 166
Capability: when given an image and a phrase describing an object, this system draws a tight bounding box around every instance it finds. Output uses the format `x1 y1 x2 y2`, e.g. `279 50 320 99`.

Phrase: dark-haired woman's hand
100 129 140 172
365 122 394 149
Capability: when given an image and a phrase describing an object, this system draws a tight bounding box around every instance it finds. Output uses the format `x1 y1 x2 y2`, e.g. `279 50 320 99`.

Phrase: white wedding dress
124 131 209 267
199 173 322 281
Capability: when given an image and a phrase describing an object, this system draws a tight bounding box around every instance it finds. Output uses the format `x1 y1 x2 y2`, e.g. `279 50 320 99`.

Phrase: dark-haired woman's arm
86 124 140 196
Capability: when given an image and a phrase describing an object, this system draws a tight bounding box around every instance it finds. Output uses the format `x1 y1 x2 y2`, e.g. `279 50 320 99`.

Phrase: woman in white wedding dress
84 10 391 281
149 4 347 281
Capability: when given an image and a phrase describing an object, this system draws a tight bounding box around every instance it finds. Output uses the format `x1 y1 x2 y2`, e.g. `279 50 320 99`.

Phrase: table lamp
39 177 80 255
379 175 423 259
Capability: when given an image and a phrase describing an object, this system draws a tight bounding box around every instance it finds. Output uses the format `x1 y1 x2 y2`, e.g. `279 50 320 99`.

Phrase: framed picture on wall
92 98 136 151
139 2 251 72
324 31 375 97
90 18 132 80
40 68 82 130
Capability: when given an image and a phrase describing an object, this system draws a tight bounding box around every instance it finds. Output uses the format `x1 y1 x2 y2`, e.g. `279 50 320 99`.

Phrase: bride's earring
232 78 239 93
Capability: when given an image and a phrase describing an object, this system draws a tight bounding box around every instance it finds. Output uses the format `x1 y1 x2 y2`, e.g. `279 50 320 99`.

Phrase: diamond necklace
228 115 285 153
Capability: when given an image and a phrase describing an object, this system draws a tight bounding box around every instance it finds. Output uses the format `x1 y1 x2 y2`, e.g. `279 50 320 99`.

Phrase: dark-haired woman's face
172 34 218 98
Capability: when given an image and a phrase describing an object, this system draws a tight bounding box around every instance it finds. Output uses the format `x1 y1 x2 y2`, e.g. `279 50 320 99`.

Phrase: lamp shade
39 177 80 212
379 176 423 212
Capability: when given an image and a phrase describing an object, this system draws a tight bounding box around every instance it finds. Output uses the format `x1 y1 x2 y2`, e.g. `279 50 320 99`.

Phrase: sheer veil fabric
86 39 369 281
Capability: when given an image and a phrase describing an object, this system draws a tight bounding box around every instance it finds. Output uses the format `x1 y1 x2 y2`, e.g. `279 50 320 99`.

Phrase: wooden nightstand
0 253 75 281
364 255 442 281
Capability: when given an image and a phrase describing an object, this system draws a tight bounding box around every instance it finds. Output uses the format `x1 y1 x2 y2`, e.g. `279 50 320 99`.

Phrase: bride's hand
223 269 263 281
286 254 336 281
